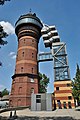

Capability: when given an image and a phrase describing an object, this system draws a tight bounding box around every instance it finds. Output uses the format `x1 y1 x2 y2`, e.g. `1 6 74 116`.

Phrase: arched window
31 78 34 82
32 39 34 42
24 39 25 43
32 68 33 73
17 99 21 106
22 52 24 57
18 87 22 94
32 53 34 58
32 39 34 47
31 88 34 94
21 67 23 72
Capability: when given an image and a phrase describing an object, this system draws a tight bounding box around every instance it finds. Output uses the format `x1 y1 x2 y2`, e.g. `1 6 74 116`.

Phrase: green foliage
72 64 80 105
1 88 9 97
39 72 50 93
0 91 2 97
0 25 8 46
0 25 8 66
0 0 10 5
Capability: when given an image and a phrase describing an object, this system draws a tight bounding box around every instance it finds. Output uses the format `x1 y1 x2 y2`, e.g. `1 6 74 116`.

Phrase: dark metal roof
15 12 43 27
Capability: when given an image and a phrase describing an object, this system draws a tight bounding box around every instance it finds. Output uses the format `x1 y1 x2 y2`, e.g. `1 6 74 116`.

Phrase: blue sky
0 0 80 93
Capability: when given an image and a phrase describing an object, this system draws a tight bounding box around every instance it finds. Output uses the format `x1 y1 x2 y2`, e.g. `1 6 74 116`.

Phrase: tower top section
15 12 43 35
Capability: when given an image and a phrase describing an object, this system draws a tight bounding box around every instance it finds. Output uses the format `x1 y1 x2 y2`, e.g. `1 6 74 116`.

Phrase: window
18 87 22 94
22 52 24 57
57 100 60 102
36 95 41 104
36 99 41 103
21 67 23 72
32 53 34 58
68 102 72 108
68 96 72 100
13 79 15 82
32 39 34 42
56 87 59 90
32 68 33 73
17 54 18 60
31 88 34 94
67 83 71 87
57 100 62 109
18 99 21 106
32 39 35 47
31 78 34 82
36 95 41 98
24 39 25 43
63 102 67 109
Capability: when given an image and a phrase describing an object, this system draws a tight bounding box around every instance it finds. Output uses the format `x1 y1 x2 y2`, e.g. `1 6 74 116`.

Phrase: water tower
9 12 43 107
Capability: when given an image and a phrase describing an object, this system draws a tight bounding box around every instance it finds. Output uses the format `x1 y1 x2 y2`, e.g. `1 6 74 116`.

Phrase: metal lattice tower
38 25 70 81
52 42 70 81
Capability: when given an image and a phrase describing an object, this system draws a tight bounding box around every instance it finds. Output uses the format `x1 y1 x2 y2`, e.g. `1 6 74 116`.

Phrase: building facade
54 80 75 109
9 12 43 107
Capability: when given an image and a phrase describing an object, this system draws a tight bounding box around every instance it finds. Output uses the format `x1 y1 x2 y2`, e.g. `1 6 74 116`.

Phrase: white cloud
9 51 16 59
9 52 15 56
39 51 45 54
11 55 16 59
0 21 15 35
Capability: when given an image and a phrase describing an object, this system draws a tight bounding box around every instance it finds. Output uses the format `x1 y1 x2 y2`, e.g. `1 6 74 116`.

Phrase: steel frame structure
52 42 70 81
38 25 70 81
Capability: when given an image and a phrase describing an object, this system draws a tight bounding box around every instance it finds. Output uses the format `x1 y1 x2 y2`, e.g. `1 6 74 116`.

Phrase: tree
1 88 9 97
0 25 8 66
72 64 80 106
0 0 10 66
0 0 10 5
0 25 8 46
0 91 2 97
38 72 49 93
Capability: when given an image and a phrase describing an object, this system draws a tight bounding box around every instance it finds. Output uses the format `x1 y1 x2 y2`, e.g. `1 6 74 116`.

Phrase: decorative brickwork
9 13 43 107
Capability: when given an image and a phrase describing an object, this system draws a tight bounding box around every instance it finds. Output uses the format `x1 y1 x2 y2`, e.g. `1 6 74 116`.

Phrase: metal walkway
38 52 53 62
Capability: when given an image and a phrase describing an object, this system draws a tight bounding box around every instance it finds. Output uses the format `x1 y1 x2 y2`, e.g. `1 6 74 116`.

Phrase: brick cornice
12 73 38 79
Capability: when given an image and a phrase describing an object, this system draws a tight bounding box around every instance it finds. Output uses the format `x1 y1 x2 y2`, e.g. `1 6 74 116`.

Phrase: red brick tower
9 12 43 107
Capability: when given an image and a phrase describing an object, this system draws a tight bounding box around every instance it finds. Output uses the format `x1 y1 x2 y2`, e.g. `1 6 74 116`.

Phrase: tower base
9 75 38 107
9 96 31 107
